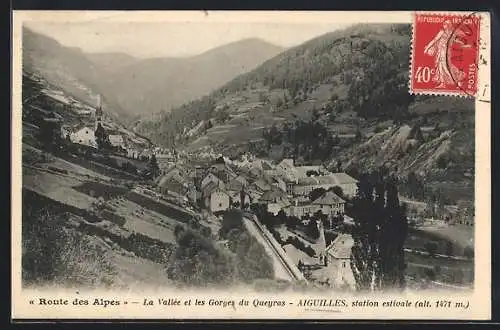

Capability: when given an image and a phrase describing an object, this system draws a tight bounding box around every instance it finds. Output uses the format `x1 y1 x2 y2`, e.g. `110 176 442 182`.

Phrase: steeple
96 95 103 118
95 95 103 131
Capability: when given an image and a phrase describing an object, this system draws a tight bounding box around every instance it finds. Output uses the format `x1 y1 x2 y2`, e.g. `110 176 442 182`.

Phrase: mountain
94 38 285 116
336 110 474 204
22 27 128 121
85 52 140 73
23 27 284 120
136 23 474 204
135 23 416 147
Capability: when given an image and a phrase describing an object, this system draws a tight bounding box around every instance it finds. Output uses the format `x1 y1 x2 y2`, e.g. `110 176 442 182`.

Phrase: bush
284 236 316 257
271 228 284 244
285 216 301 229
121 161 138 174
424 241 438 257
167 222 274 287
324 231 338 246
306 220 320 239
374 125 385 134
304 245 316 257
201 226 212 238
22 207 116 288
219 209 244 237
452 269 465 284
464 246 474 259
436 154 449 169
424 268 436 281
166 230 237 287
445 241 454 256
100 210 126 226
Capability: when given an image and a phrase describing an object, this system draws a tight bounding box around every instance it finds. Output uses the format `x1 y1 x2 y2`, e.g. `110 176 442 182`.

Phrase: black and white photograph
12 11 491 319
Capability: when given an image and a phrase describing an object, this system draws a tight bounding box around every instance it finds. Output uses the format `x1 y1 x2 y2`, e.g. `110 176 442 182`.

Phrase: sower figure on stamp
423 19 470 89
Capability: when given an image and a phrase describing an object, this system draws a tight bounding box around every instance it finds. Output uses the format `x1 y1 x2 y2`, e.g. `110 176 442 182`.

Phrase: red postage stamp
410 12 481 97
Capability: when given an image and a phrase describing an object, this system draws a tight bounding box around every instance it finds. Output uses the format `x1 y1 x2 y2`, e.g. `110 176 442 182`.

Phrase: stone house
321 233 356 290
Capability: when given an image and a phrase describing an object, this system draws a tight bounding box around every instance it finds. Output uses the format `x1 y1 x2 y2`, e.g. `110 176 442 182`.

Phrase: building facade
109 134 125 149
322 233 356 290
70 126 97 148
204 189 231 213
291 173 358 198
311 191 346 216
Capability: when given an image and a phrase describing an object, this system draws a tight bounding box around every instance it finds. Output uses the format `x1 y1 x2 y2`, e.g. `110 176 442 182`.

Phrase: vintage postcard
11 10 491 320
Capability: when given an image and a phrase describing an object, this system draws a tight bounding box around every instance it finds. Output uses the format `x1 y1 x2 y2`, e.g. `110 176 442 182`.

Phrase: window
219 203 222 207
86 130 88 134
342 261 346 268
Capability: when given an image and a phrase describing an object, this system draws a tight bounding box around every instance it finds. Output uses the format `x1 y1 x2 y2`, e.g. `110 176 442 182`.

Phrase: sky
24 20 349 58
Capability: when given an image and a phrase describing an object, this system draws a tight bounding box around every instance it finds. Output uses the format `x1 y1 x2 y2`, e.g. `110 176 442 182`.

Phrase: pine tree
149 154 160 178
95 123 109 150
355 128 363 141
350 169 408 292
239 189 246 210
38 120 57 150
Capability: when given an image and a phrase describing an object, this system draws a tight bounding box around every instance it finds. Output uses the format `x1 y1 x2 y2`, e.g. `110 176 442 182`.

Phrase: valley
19 21 475 293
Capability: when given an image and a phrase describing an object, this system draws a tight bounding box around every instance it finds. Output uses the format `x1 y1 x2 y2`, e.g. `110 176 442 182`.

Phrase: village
154 152 360 289
23 74 475 291
24 83 363 289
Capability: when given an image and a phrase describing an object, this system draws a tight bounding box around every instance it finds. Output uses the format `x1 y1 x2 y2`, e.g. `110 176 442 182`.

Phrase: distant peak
191 38 284 60
230 37 282 47
238 37 270 43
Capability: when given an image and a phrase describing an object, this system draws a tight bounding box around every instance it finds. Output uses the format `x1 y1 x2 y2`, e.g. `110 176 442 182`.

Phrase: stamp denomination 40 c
410 12 480 97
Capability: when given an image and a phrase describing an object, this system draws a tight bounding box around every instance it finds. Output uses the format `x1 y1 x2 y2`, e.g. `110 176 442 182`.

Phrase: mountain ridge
22 27 128 121
22 26 285 120
95 38 285 116
134 23 474 204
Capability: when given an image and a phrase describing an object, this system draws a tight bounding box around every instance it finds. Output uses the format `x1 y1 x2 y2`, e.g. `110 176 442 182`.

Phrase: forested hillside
22 27 128 121
136 24 414 146
136 23 475 205
90 38 284 117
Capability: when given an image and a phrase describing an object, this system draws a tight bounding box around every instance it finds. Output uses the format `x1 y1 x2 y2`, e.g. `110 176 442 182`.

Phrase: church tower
95 94 103 130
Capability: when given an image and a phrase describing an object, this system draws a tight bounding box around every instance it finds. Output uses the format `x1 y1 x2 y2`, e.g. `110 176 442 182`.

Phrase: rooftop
296 173 358 186
295 165 326 178
259 189 287 203
227 175 248 191
252 179 272 192
227 189 250 200
201 172 224 187
261 160 275 171
330 172 358 185
158 173 187 190
312 191 345 205
279 159 295 168
297 177 319 185
288 195 311 207
202 180 227 196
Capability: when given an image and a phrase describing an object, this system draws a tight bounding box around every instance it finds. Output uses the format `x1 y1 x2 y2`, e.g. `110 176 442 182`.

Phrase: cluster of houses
61 124 131 152
152 154 359 290
155 156 358 222
253 158 357 218
57 96 153 159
